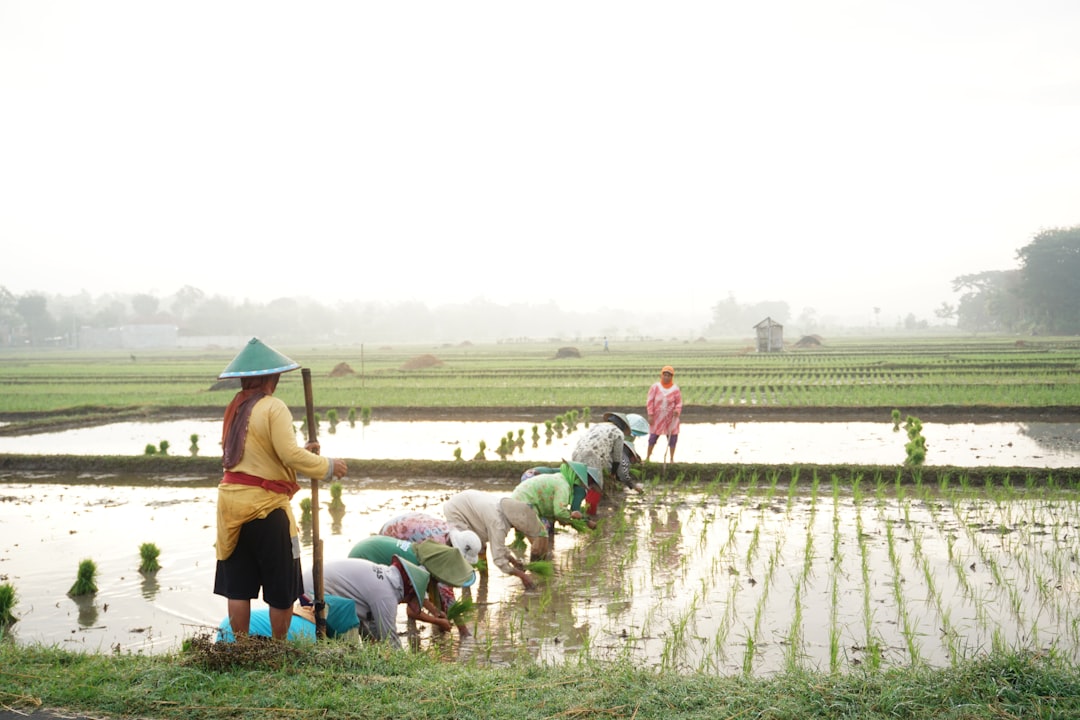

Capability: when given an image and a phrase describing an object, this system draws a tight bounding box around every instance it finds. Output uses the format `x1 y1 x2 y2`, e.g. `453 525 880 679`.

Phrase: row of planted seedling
471 466 1080 675
453 407 592 461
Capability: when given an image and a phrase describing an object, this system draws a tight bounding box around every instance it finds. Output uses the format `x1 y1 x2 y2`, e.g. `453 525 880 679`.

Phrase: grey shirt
304 557 404 648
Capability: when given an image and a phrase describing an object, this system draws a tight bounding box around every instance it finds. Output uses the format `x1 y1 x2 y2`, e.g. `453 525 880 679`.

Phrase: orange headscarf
660 365 675 389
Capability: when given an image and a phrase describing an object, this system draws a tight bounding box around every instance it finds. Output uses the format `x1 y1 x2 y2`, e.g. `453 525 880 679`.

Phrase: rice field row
471 468 1080 675
1 337 1078 412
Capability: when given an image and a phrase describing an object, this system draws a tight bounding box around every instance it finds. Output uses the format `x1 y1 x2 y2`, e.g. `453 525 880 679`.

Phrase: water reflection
140 574 160 601
72 595 99 628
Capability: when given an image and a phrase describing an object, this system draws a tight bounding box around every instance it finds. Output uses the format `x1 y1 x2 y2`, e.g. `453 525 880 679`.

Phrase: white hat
449 528 481 565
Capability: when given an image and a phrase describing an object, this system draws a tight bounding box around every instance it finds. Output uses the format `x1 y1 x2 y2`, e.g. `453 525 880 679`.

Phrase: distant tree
952 270 1022 333
15 294 56 345
706 294 742 336
902 313 928 330
0 286 20 344
934 302 956 324
706 295 789 336
170 285 205 322
92 299 128 328
131 293 159 320
1016 225 1080 334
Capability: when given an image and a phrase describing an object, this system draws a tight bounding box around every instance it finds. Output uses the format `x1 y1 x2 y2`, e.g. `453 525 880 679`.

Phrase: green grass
1 336 1078 414
2 643 1078 720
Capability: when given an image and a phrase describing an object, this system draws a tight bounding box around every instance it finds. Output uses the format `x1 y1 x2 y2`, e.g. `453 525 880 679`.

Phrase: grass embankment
1 454 1078 488
2 643 1078 720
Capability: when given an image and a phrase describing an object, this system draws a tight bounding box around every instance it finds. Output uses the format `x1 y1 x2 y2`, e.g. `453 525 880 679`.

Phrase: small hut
754 317 784 352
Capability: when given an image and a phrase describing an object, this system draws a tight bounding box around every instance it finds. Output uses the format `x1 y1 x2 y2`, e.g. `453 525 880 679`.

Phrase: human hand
570 511 582 520
305 441 321 454
332 458 347 478
520 573 536 591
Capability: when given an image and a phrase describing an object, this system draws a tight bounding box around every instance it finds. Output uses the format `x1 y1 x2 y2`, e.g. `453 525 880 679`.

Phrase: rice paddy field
1 335 1079 681
0 335 1078 415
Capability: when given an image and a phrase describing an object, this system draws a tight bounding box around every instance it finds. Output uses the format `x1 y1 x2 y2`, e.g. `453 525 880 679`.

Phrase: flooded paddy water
0 418 1078 467
1 417 1079 675
3 473 1080 674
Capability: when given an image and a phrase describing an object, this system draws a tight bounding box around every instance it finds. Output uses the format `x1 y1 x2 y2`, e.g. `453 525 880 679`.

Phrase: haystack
554 346 581 359
401 354 444 370
793 335 824 348
329 362 355 377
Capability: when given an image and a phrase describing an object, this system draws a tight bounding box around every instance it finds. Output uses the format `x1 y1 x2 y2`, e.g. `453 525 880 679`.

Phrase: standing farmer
646 365 682 462
213 337 348 640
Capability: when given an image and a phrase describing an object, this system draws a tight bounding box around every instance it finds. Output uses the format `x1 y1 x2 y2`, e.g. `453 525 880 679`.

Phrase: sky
2 1 1078 327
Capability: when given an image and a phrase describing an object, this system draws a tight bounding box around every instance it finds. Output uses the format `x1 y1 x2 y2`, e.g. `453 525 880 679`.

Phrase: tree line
946 225 1080 335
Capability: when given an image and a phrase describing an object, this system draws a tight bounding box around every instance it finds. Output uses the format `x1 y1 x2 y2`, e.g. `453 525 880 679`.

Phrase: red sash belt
222 471 299 499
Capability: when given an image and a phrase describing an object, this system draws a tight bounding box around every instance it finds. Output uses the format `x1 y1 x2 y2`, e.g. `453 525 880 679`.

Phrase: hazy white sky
2 1 1078 325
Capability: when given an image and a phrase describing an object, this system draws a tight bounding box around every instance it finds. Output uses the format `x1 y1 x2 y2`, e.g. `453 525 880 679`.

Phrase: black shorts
213 507 301 609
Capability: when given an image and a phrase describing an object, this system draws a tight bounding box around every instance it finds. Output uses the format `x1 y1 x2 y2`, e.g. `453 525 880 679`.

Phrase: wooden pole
302 368 326 640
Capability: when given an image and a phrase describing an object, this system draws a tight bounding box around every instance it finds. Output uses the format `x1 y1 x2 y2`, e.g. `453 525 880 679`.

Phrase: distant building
754 317 783 352
79 324 179 350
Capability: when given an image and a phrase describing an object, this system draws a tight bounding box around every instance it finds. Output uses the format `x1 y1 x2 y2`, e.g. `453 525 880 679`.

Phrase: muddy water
3 477 1080 674
0 419 1078 467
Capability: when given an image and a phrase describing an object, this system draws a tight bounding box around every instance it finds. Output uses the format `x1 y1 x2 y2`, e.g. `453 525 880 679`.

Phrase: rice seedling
0 583 16 626
329 482 345 513
68 558 98 597
138 542 161 574
188 433 199 456
446 597 475 624
524 560 555 577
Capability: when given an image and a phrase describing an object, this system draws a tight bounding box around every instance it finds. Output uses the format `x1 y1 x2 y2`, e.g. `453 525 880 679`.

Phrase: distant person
304 556 449 648
213 337 348 640
646 365 682 462
442 490 548 590
572 411 648 493
603 337 609 351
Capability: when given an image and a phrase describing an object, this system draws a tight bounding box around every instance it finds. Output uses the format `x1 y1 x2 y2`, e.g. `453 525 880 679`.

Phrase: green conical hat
393 555 432 599
414 540 476 587
219 337 301 379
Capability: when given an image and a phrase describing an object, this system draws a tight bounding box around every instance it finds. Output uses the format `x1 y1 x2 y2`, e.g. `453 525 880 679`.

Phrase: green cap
414 540 476 587
393 555 431 599
219 337 301 379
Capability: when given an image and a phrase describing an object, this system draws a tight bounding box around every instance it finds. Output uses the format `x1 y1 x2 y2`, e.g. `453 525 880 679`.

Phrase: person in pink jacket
646 365 682 462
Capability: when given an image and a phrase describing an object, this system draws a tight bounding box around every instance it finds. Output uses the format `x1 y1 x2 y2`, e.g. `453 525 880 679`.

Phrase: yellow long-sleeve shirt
215 395 332 561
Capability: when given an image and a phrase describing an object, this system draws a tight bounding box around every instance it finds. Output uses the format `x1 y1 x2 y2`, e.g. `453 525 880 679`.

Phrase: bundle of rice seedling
524 560 554 577
445 597 475 624
567 518 594 534
509 530 527 554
